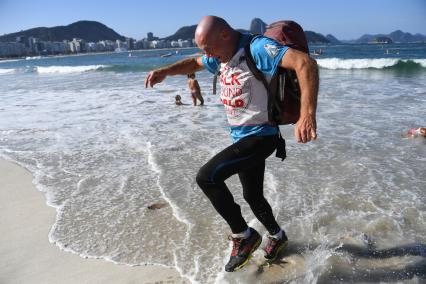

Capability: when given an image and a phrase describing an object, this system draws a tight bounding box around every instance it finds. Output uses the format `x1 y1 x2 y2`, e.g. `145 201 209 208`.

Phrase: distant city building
86 42 97 52
68 38 86 53
135 39 145 50
1 31 197 58
170 40 180 48
250 18 267 35
170 39 193 48
16 36 30 48
147 32 154 41
0 42 26 57
96 40 115 52
179 39 191 48
115 39 123 48
149 40 161 49
114 39 127 52
28 37 39 53
126 38 135 50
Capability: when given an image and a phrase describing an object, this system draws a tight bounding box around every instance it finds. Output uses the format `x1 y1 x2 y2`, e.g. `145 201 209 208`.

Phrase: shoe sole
265 240 288 262
232 237 262 272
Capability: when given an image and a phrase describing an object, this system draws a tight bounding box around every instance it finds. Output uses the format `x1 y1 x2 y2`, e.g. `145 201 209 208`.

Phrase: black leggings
196 134 281 235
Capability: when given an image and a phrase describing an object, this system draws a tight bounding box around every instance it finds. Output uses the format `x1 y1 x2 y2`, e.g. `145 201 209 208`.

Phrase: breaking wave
0 68 15 74
317 58 426 71
0 64 156 75
36 65 106 74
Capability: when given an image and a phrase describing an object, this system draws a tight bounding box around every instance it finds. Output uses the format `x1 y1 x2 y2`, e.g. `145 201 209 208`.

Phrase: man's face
197 33 232 63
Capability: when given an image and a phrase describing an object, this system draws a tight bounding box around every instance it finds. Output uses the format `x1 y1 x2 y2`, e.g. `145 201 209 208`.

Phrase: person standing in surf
187 73 204 106
145 15 318 272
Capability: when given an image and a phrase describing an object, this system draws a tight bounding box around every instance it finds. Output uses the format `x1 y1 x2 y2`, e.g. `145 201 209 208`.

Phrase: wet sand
0 159 189 284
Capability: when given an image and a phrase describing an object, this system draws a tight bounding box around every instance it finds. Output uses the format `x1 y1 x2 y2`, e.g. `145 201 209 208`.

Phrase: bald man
145 15 318 272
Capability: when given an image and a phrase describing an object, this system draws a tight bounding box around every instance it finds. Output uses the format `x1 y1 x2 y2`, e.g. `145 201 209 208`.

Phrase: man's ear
221 29 229 40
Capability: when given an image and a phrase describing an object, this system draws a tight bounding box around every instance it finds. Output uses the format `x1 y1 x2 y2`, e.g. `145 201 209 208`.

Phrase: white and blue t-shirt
202 33 289 142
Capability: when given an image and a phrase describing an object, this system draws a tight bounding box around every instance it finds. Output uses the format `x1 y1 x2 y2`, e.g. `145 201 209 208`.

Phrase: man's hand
145 69 166 88
295 114 317 143
144 57 204 88
281 48 319 144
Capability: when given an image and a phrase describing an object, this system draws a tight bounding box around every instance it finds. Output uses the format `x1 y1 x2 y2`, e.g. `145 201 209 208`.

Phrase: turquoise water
0 44 425 283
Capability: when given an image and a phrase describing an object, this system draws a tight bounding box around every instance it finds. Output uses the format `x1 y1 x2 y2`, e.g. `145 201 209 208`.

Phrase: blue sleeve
201 55 220 74
249 36 289 76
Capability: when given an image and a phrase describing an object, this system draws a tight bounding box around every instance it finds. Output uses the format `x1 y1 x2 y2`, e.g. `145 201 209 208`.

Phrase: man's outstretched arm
145 57 205 88
280 48 319 143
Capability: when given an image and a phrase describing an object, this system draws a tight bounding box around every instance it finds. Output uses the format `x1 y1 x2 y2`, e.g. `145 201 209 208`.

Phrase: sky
0 0 425 41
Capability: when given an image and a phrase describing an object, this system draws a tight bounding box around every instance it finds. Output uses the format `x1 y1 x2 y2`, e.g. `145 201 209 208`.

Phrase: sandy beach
0 159 189 284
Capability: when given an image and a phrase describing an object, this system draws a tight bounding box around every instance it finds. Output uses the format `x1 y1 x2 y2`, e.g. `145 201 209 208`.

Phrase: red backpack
244 20 309 125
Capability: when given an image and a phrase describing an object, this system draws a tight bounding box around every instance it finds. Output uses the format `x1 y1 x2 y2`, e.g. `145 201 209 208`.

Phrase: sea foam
0 68 16 74
36 65 106 74
317 58 426 70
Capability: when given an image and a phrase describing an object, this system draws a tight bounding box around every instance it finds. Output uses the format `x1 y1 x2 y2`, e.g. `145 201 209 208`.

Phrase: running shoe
264 233 288 261
225 228 261 272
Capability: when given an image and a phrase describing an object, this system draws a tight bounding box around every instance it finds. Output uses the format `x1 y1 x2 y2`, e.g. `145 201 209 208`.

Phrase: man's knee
196 166 211 189
196 167 222 202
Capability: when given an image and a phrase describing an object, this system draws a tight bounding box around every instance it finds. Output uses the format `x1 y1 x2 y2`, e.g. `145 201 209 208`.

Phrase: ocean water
1 44 426 284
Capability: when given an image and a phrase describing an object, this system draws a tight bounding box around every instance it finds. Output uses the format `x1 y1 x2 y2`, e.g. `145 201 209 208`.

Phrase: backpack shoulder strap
243 36 280 124
243 36 269 89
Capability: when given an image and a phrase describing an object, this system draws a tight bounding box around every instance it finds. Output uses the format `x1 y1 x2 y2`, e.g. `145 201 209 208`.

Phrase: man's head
195 16 240 63
187 73 195 79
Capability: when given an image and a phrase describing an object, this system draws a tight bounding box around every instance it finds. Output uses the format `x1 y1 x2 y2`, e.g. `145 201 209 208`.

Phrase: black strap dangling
275 131 287 161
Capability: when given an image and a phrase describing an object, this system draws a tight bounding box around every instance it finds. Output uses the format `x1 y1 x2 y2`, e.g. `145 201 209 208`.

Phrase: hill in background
161 25 197 41
353 30 426 43
1 19 425 44
0 21 125 42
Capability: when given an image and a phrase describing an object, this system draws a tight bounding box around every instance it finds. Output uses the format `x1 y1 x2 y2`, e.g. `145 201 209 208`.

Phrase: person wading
145 15 318 272
187 73 204 106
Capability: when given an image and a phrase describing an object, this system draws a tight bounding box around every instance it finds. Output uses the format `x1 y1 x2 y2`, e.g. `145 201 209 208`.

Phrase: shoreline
0 158 189 284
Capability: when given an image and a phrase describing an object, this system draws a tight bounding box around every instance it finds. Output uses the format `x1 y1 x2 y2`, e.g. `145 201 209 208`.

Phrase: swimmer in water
175 95 183 106
405 127 426 138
